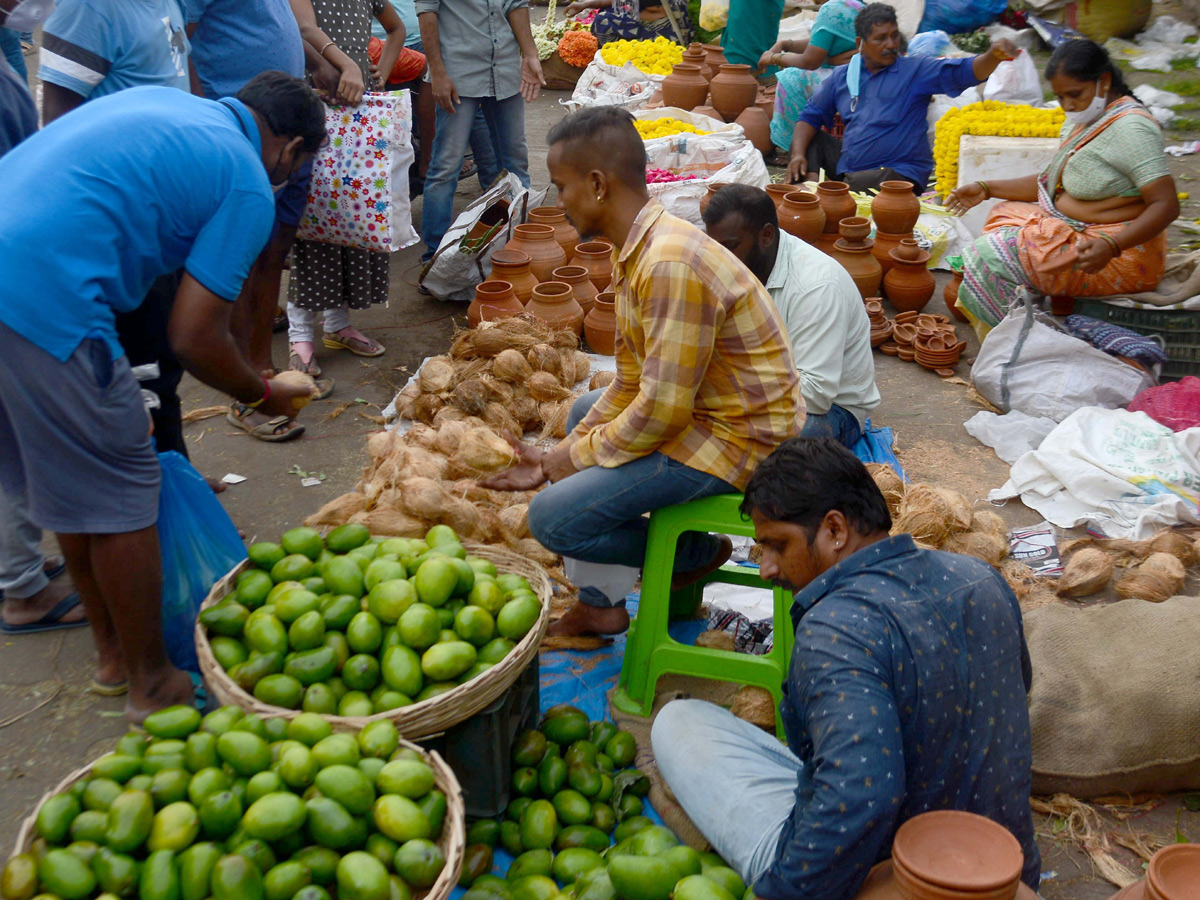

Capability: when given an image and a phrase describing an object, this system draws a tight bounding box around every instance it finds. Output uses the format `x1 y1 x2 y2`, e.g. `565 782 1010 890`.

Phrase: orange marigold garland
558 30 599 68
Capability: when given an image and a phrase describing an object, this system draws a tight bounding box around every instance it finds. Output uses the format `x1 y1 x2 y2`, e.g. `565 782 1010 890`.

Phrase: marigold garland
634 117 711 140
600 37 684 76
558 30 598 68
934 101 1065 199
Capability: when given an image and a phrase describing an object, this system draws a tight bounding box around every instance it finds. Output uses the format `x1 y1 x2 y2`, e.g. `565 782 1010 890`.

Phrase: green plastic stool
610 494 794 739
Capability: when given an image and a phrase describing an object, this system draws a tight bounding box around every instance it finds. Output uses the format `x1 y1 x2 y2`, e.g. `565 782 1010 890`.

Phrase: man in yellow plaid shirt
484 106 803 637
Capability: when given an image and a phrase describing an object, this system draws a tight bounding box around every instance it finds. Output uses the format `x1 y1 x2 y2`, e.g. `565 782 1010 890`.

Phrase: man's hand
786 154 808 184
480 432 548 491
987 38 1019 63
337 64 365 104
541 443 580 483
944 182 987 216
311 55 342 97
260 378 317 419
1074 237 1117 274
431 71 459 113
521 55 545 102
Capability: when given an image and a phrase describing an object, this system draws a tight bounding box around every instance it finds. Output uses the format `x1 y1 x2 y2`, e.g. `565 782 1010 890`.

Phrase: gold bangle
1100 232 1123 257
977 180 990 199
319 40 335 58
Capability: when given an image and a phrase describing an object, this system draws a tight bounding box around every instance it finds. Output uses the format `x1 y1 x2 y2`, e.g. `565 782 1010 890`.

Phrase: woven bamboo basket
195 540 551 739
12 733 465 900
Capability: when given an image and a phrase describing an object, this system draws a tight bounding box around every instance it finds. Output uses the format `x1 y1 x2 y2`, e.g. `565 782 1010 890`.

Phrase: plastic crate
1075 299 1200 380
417 656 539 819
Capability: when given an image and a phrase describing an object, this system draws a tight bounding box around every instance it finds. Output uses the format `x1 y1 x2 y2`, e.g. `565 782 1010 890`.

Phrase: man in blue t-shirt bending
0 72 325 723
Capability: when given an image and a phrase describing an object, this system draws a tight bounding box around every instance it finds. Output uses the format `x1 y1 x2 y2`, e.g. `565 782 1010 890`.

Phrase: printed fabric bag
296 90 418 252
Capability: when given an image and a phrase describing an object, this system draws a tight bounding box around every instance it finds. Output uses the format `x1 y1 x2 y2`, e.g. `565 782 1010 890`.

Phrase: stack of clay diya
865 299 892 347
831 216 881 298
879 311 964 376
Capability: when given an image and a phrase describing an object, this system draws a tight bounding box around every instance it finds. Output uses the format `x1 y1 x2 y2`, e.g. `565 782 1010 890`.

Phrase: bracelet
773 52 783 67
1100 232 1123 257
977 180 990 199
319 40 336 58
245 378 271 409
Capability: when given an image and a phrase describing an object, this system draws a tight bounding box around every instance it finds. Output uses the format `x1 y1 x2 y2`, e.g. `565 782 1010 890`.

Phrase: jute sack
1026 595 1200 798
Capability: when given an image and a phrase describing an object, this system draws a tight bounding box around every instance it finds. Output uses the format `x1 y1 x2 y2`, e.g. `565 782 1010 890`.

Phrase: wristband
319 40 335 58
1100 232 1123 256
977 180 990 199
245 378 271 409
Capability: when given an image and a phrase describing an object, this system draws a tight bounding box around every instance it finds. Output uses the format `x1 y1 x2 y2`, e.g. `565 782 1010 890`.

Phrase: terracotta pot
682 43 713 83
700 182 733 216
884 247 935 313
756 98 775 117
816 230 839 256
570 241 614 291
485 249 538 305
467 280 524 328
865 299 885 321
894 238 921 262
817 180 855 234
552 265 598 317
766 183 794 211
692 105 724 123
584 291 618 355
662 62 709 112
889 811 1024 900
701 43 728 73
526 281 584 336
831 239 882 298
528 206 580 259
709 64 757 123
505 223 566 282
872 229 912 275
943 271 967 322
839 216 871 244
871 180 920 235
734 106 772 155
778 191 825 243
1109 844 1200 900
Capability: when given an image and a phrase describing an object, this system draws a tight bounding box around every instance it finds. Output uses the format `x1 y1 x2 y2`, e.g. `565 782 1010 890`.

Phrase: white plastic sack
926 85 981 151
971 297 1156 422
644 138 770 226
634 107 744 144
964 410 1059 464
564 52 659 113
990 408 1200 539
699 0 729 31
982 50 1044 107
1139 15 1198 45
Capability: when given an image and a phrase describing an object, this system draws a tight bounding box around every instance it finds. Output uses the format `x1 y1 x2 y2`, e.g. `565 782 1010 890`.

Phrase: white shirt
765 231 881 425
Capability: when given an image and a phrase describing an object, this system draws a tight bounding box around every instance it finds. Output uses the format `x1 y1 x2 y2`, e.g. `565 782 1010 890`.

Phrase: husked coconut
483 402 521 438
398 477 450 522
451 378 489 416
418 356 455 393
453 427 517 473
529 371 571 402
970 509 1008 539
730 686 776 732
1055 547 1114 598
527 343 563 378
348 508 426 537
589 370 615 391
941 531 1007 567
539 401 570 439
412 393 445 425
1147 531 1198 568
510 395 542 432
498 504 531 540
305 492 367 528
435 420 469 457
493 348 535 382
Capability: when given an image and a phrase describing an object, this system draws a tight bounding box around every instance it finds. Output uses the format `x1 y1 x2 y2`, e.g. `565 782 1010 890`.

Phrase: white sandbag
634 107 744 144
644 138 770 227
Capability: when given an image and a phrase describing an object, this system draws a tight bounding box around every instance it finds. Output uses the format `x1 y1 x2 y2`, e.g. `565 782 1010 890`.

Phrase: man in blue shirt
0 74 325 721
786 4 1017 192
652 438 1040 900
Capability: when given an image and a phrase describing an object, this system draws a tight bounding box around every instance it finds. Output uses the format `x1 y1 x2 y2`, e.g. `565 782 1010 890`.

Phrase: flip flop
226 404 306 442
90 678 129 697
0 593 87 634
322 332 385 357
312 378 335 400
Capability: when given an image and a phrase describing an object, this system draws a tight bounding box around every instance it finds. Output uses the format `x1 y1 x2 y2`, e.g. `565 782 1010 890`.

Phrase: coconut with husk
941 531 1007 567
527 343 563 378
730 686 777 732
451 426 517 474
418 356 455 393
529 371 572 402
1056 547 1114 598
493 348 534 382
305 492 367 528
589 371 615 391
450 378 489 417
1114 552 1186 602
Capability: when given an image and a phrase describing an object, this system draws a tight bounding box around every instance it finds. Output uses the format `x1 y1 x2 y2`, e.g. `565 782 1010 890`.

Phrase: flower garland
558 30 598 68
647 168 698 183
634 116 710 139
600 37 684 76
532 0 567 61
934 101 1065 199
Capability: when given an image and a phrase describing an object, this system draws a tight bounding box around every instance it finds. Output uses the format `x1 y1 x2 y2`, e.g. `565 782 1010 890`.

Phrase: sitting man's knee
651 698 705 760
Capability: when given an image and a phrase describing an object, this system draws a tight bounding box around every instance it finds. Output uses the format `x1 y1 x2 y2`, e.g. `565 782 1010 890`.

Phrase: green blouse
1056 110 1169 200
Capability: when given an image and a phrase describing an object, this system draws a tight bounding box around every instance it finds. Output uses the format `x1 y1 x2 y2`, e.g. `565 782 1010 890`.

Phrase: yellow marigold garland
634 117 711 140
934 101 1065 199
600 37 684 76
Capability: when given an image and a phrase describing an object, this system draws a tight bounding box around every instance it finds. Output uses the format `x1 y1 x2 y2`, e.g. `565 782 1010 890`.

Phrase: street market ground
4 42 1200 898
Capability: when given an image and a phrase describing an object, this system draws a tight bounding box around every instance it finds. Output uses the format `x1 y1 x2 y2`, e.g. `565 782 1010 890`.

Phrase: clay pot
662 62 709 112
756 98 775 117
526 281 584 336
884 247 936 313
700 182 733 216
701 43 728 73
467 280 524 328
817 180 855 234
766 183 794 211
570 241 614 291
505 223 566 282
894 238 921 262
552 265 598 317
485 249 538 305
709 64 757 123
871 180 920 235
816 230 840 256
735 106 772 155
777 191 825 243
891 322 916 346
831 239 882 298
584 291 618 355
872 229 912 275
943 271 967 322
528 206 580 259
888 810 1024 900
839 216 871 244
682 43 713 83
1109 844 1200 900
692 105 724 123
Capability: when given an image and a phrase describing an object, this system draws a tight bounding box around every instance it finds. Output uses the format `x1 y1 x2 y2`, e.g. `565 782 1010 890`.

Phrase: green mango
211 854 264 900
147 802 200 852
499 821 524 858
371 795 429 843
186 768 230 809
506 797 533 823
551 848 604 885
178 844 222 900
392 839 444 889
263 861 312 900
673 876 735 900
200 604 250 639
38 850 95 900
105 790 154 853
183 733 219 773
292 847 340 888
575 867 616 900
662 846 703 880
1 854 38 900
506 849 552 881
612 817 652 844
551 790 592 826
626 825 679 857
150 770 192 809
458 843 494 889
462 875 513 900
312 733 360 768
603 733 636 769
518 800 557 852
242 793 306 842
321 594 360 633
231 653 285 694
244 771 284 805
537 756 567 797
93 848 140 898
335 852 389 900
36 793 81 845
67 811 108 845
200 707 244 737
138 850 179 900
701 868 745 900
231 840 276 875
590 802 616 835
217 731 272 777
92 755 142 785
198 790 242 840
607 856 678 900
375 760 433 799
244 613 289 656
540 711 589 747
507 875 558 900
313 766 375 816
420 641 476 682
417 790 446 837
554 825 610 853
277 746 320 791
357 721 399 760
466 819 500 847
82 779 124 812
304 797 360 850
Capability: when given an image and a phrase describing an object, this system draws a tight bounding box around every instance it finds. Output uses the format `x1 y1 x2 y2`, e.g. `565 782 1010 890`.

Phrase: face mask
1064 80 1107 127
2 0 57 31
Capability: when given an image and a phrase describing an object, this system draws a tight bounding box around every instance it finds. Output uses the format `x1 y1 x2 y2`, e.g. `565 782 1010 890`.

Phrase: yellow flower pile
600 37 683 76
934 101 1065 198
634 117 711 140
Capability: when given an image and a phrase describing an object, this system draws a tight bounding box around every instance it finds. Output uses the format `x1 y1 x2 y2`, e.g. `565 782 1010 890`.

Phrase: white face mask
1064 80 1107 127
2 0 57 31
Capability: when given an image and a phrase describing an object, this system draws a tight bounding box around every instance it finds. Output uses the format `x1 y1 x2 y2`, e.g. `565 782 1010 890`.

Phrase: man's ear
284 135 305 158
759 222 777 250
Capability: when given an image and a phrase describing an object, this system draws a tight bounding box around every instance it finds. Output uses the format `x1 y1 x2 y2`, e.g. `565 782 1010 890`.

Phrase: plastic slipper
461 159 478 180
312 378 335 400
322 333 385 357
226 404 305 442
90 678 129 697
0 593 87 634
189 672 212 713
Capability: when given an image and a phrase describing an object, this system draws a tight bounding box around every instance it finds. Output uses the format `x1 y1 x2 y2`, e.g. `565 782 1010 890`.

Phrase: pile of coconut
1054 531 1199 602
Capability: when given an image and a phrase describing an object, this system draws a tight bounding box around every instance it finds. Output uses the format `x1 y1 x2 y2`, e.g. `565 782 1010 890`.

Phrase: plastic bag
918 0 1007 36
982 50 1044 107
907 30 953 59
157 451 246 672
565 54 660 113
643 137 770 226
699 0 728 32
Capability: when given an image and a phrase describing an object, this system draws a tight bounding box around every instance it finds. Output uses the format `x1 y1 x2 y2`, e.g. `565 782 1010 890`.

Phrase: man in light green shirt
704 183 880 448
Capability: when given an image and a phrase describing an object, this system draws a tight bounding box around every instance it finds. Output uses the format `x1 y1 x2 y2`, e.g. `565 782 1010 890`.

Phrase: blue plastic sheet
917 0 1006 36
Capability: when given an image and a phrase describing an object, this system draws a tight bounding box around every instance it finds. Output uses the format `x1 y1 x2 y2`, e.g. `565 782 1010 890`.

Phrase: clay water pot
485 249 538 305
1108 844 1200 900
832 239 882 298
552 265 598 317
526 280 584 336
700 182 733 216
528 206 580 259
571 241 615 291
709 64 757 122
584 291 618 355
839 216 871 244
662 62 709 111
734 106 772 155
871 180 920 235
682 43 713 82
894 238 922 262
701 43 728 73
817 180 855 234
692 105 724 123
816 230 840 256
766 183 794 211
756 97 776 117
467 280 524 328
872 229 912 275
778 191 824 243
505 223 566 282
943 271 967 322
884 247 936 313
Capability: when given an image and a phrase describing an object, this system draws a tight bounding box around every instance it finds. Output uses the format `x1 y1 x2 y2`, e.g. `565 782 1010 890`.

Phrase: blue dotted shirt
755 534 1041 900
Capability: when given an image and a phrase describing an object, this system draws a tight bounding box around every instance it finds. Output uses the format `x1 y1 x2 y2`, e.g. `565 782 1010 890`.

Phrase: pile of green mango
456 706 749 900
1 706 450 900
199 523 543 716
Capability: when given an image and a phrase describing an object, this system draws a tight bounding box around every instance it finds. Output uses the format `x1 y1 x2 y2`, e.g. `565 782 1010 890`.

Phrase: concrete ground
4 26 1200 897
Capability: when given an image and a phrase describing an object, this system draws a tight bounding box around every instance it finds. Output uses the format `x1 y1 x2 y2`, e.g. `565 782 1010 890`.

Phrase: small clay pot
552 265 598 317
526 280 584 336
1147 844 1200 900
817 180 855 234
485 248 538 305
891 322 917 346
662 62 709 111
831 238 882 298
871 179 920 234
766 183 794 211
701 43 728 73
778 191 824 243
873 229 912 275
570 241 615 291
735 106 772 155
584 291 618 355
865 299 885 320
528 206 580 259
839 216 871 244
756 98 775 118
709 63 757 122
894 238 922 262
700 182 733 216
467 280 524 328
884 247 936 313
890 811 1024 900
682 43 713 83
505 223 566 282
943 270 967 322
692 105 724 123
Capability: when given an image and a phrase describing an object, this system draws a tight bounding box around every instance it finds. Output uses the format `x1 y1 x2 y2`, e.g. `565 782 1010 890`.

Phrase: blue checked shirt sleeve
39 0 116 99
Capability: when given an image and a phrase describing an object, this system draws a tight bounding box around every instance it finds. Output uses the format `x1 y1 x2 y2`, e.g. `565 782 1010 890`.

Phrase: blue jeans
527 390 736 608
0 28 26 82
799 403 863 448
421 93 529 259
652 699 795 885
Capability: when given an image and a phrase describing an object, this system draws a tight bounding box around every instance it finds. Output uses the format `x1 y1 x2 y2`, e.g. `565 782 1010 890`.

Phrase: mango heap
1 708 448 900
633 119 710 141
933 100 1065 199
200 524 541 717
457 705 751 900
598 38 683 76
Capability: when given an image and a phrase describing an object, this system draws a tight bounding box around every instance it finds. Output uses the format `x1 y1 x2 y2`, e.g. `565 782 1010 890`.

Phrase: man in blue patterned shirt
653 438 1040 900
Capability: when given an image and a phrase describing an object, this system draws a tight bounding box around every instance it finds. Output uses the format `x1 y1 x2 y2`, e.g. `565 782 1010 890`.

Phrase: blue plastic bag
157 451 246 672
917 0 1006 36
907 30 953 58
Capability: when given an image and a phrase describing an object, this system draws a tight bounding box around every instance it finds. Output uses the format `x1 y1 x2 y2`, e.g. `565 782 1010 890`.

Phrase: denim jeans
0 486 47 600
0 28 26 82
527 390 736 607
652 699 796 885
421 93 529 259
799 403 863 448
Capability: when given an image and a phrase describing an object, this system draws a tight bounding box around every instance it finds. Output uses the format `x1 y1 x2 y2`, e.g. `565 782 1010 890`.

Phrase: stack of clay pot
884 238 936 313
777 190 824 243
870 181 921 277
656 47 775 156
882 311 963 375
584 291 618 355
830 216 881 298
816 181 855 255
865 299 892 347
1106 843 1200 900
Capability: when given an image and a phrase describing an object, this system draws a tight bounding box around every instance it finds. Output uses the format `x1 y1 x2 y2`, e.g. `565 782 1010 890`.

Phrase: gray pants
0 487 46 601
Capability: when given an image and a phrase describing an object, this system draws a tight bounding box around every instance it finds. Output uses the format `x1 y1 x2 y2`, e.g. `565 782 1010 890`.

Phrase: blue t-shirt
372 0 421 48
800 55 979 189
0 55 36 155
0 87 275 362
40 0 190 100
186 0 304 100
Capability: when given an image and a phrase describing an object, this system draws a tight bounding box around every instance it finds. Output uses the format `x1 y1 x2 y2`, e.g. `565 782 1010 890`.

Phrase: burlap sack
1026 595 1200 798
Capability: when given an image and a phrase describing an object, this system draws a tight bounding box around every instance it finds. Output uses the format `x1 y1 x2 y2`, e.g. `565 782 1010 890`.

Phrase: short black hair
741 437 892 538
701 183 778 234
855 2 898 41
1045 38 1131 98
237 71 327 154
546 107 647 191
